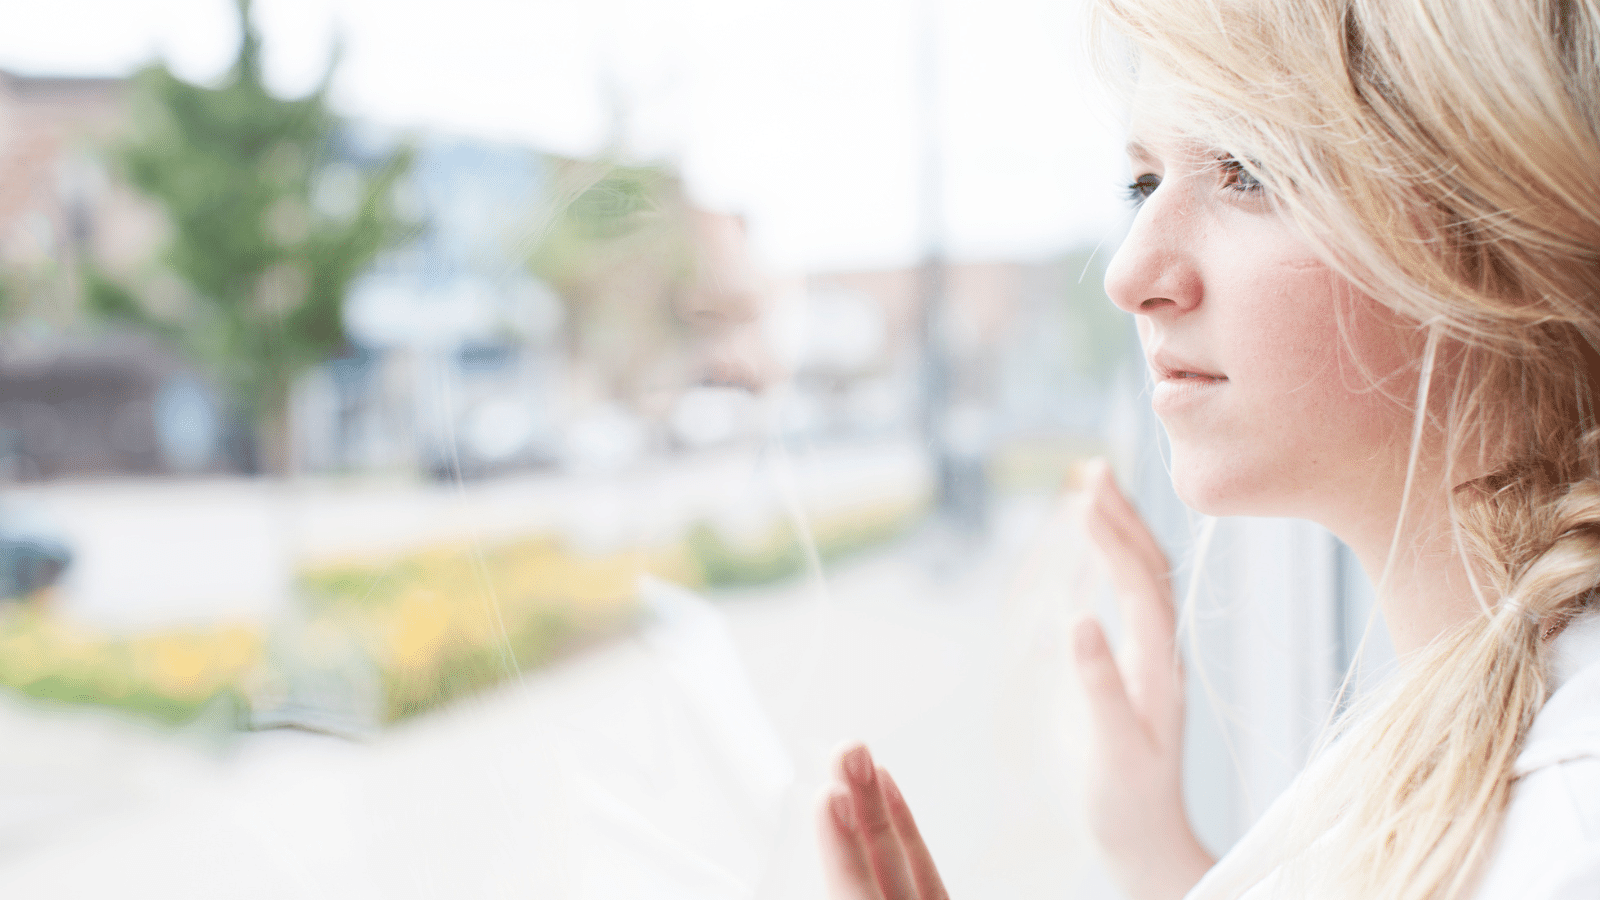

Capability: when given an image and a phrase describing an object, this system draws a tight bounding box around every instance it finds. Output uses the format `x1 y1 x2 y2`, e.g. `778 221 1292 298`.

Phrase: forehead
1122 67 1226 165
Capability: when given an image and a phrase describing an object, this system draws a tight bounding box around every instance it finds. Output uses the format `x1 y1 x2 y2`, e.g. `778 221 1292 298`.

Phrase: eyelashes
1122 155 1265 208
1217 155 1263 192
1125 173 1161 206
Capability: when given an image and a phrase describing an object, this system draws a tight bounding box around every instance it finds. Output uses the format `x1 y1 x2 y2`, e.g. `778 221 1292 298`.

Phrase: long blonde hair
1093 1 1600 898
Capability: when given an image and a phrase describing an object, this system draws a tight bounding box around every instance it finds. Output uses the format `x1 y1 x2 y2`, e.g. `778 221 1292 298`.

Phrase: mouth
1162 369 1227 384
1150 352 1228 384
1148 350 1227 416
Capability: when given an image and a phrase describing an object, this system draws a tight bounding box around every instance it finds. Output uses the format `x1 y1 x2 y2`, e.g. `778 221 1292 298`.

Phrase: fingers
819 788 886 900
878 767 949 900
1072 615 1149 754
820 744 948 900
839 745 918 900
1080 461 1183 726
1082 459 1167 573
1083 461 1173 616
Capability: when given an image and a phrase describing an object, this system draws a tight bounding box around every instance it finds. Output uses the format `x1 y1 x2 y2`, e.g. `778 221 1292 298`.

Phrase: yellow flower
388 595 451 670
148 639 212 699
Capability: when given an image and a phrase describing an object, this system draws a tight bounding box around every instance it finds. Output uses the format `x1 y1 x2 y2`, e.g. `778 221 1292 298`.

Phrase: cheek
1238 263 1409 399
1336 293 1421 392
1217 265 1347 411
1172 267 1415 516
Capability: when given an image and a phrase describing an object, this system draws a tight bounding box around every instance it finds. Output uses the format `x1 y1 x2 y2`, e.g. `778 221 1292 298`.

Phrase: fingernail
843 745 874 786
830 791 855 831
879 766 903 804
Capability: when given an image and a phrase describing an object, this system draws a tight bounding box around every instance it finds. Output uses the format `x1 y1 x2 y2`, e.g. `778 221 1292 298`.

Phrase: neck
1328 475 1483 659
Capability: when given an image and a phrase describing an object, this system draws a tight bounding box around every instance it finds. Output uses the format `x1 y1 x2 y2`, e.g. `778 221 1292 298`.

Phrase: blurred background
0 0 1387 897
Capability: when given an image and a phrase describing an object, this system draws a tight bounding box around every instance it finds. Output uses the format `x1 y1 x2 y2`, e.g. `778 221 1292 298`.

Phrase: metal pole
916 0 985 531
916 0 952 518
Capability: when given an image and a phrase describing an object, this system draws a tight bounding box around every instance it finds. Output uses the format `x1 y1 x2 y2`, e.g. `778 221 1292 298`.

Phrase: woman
820 1 1600 898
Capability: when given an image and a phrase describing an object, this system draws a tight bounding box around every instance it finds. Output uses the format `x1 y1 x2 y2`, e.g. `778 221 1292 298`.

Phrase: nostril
1140 296 1176 311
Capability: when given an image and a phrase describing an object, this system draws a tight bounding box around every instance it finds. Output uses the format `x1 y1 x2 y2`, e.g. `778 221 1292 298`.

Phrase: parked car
0 506 71 600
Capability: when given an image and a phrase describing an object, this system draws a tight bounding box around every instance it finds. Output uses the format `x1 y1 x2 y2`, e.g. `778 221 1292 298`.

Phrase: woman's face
1104 94 1421 524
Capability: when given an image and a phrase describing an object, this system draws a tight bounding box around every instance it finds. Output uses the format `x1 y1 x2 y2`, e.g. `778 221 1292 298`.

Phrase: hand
1074 461 1214 900
818 744 949 900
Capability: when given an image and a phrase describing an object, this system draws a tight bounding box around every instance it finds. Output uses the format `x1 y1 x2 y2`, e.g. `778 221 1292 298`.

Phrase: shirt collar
1515 609 1600 776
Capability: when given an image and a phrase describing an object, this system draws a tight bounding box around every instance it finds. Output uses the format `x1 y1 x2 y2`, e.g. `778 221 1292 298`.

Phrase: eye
1125 173 1161 206
1217 155 1263 193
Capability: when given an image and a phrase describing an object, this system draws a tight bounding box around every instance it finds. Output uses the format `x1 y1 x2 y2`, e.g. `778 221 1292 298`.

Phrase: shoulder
1473 615 1600 899
1472 756 1600 899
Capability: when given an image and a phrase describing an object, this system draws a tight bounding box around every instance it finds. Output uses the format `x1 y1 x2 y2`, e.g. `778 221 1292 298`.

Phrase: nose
1103 188 1203 318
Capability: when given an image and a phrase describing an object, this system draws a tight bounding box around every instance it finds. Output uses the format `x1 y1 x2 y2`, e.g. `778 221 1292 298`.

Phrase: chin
1168 452 1293 519
1170 475 1243 517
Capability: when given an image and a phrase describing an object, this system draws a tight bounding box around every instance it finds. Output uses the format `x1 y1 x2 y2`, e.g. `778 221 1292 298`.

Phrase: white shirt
1470 612 1600 898
1186 614 1600 899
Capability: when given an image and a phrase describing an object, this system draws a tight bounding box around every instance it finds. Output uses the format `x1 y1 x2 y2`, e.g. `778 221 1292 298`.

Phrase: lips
1149 350 1227 384
1148 349 1227 418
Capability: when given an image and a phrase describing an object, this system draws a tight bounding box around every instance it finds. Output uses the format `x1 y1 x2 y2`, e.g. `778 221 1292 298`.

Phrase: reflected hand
1074 461 1214 900
819 744 950 900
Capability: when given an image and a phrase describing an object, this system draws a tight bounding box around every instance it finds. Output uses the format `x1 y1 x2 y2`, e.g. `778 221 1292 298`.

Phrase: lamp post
916 0 986 532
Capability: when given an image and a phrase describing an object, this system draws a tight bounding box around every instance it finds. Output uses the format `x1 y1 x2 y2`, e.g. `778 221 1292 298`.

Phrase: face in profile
1103 79 1422 528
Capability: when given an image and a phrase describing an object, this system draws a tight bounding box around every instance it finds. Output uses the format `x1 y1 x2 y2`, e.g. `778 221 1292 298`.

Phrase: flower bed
0 497 924 728
296 537 695 722
0 610 261 726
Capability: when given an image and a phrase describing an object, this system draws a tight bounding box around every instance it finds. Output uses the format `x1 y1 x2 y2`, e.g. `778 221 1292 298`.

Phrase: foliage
83 267 176 341
297 537 696 722
0 499 922 728
98 0 410 467
687 498 927 589
527 161 696 402
0 609 261 726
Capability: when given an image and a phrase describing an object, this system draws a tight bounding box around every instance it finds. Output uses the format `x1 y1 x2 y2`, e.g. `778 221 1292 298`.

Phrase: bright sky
1 0 1132 272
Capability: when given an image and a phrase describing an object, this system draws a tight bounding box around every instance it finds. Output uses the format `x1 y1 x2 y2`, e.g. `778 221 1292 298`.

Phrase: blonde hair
1093 1 1600 898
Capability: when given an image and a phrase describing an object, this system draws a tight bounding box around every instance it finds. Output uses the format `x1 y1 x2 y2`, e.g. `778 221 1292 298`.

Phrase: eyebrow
1125 140 1157 164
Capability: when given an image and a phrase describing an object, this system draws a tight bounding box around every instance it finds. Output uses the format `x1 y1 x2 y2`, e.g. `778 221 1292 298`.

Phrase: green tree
91 0 410 472
528 160 696 403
